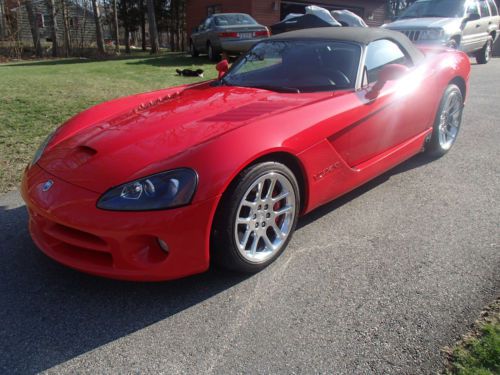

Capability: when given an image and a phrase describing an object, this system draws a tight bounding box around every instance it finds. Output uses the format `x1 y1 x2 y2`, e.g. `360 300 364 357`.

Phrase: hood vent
202 101 289 122
62 145 97 169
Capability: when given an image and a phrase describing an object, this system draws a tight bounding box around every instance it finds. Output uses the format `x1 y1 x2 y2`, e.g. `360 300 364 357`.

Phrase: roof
270 27 424 64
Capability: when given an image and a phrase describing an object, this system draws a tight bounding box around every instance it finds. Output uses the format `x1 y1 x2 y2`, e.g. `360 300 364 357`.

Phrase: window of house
207 5 222 16
478 0 491 16
69 16 79 28
36 13 45 28
364 39 410 84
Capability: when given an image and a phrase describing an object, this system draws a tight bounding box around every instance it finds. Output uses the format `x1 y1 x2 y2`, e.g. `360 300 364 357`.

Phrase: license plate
239 32 253 39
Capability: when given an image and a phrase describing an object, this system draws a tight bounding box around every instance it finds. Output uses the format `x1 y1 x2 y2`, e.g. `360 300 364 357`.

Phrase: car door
330 39 435 167
477 0 492 44
462 0 483 52
194 17 212 52
191 21 204 51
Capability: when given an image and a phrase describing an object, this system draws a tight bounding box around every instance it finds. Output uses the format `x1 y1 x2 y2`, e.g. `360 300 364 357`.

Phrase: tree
60 0 72 56
91 0 105 54
0 0 7 39
139 0 146 51
24 0 43 57
146 0 159 53
112 0 120 53
45 0 58 57
118 0 141 53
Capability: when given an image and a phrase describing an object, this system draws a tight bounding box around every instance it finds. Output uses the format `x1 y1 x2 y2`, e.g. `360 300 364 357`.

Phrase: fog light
157 238 169 253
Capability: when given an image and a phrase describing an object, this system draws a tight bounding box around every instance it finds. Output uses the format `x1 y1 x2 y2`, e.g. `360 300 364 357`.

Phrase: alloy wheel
438 89 462 150
234 172 296 263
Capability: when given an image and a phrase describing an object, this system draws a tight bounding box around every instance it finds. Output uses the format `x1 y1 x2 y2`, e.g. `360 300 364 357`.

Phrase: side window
478 0 491 16
202 17 212 30
466 1 480 16
486 0 498 15
364 39 410 85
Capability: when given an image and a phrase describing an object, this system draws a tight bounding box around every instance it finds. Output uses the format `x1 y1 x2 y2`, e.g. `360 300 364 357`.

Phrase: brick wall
186 0 388 33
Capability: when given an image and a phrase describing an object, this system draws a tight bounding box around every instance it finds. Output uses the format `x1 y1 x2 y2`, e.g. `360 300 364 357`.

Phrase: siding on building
3 0 97 45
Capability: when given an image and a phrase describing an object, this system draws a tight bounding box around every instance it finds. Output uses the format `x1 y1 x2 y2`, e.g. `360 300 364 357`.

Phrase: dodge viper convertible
22 28 470 281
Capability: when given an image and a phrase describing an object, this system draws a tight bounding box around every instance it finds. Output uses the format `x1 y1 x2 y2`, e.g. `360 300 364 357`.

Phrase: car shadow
0 53 195 68
0 152 433 373
126 54 213 68
298 152 434 228
0 203 249 373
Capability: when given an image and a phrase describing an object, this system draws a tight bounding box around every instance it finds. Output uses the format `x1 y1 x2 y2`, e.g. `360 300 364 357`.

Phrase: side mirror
466 12 480 21
216 59 229 79
366 64 409 100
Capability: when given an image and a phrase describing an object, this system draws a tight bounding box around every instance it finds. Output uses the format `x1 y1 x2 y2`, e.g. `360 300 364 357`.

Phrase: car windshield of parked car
214 14 257 26
398 0 466 18
221 40 361 93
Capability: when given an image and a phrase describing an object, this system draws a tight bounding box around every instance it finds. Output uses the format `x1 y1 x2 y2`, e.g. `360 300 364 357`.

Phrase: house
1 0 99 47
186 0 389 34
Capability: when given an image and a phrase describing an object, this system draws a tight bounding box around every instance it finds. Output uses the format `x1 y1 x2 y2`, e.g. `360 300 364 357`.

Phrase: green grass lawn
0 52 217 194
445 299 500 375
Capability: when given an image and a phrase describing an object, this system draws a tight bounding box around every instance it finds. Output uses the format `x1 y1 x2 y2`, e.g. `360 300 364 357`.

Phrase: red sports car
22 28 470 281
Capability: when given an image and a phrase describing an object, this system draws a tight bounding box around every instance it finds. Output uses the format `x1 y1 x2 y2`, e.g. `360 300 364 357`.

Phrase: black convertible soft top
270 27 424 65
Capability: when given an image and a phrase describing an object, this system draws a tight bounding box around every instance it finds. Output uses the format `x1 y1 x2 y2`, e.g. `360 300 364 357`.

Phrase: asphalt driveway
0 59 499 374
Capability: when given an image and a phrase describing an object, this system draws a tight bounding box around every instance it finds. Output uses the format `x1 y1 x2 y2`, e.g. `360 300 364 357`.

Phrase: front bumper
21 164 218 281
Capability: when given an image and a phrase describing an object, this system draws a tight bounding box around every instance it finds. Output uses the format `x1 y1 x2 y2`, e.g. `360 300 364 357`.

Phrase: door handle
475 24 480 27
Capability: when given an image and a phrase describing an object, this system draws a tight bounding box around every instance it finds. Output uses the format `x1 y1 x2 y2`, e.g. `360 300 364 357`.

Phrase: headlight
31 130 56 166
97 168 198 211
419 28 444 41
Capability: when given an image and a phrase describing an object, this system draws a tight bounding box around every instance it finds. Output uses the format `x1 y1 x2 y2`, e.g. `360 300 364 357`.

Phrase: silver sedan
190 13 270 61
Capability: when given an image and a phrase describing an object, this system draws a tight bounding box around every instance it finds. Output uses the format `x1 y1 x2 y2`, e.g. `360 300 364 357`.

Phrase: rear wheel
425 84 464 158
212 162 300 273
475 37 492 64
207 42 219 62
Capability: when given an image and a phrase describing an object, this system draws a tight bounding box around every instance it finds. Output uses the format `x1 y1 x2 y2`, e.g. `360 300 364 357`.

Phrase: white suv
383 0 500 64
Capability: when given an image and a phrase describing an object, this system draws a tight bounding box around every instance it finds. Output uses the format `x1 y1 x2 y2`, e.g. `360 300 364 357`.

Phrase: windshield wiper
250 85 301 93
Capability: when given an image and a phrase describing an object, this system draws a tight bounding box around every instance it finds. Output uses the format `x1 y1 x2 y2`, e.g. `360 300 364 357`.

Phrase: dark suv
383 0 499 64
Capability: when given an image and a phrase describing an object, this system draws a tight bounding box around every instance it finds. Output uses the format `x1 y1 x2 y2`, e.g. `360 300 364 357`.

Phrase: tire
425 84 464 158
475 37 492 64
212 162 300 273
207 42 219 62
190 41 199 57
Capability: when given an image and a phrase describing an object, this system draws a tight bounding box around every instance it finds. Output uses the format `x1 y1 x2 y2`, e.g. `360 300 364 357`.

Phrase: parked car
22 28 470 281
383 0 499 64
190 13 269 61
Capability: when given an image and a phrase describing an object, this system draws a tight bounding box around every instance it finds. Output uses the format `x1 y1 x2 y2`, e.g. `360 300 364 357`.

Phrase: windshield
398 0 466 18
214 14 257 26
220 40 361 93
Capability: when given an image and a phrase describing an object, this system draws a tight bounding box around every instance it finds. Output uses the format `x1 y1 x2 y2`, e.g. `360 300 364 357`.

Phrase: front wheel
425 84 464 158
475 37 492 64
212 162 300 273
190 41 199 57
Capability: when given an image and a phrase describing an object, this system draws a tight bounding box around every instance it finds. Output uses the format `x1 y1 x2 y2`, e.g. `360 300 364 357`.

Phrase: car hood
38 83 318 193
385 17 462 30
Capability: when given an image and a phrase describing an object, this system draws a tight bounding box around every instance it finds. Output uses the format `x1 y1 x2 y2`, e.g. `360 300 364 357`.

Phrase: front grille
401 30 421 42
32 212 113 267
